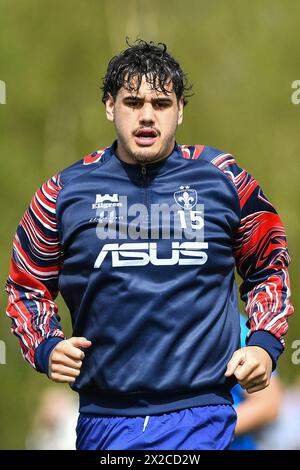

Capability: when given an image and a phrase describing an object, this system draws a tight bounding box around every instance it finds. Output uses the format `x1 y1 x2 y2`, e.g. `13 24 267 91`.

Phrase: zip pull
141 165 147 177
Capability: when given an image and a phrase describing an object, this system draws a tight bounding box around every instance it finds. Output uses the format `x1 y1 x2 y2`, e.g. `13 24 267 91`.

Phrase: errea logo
92 193 122 209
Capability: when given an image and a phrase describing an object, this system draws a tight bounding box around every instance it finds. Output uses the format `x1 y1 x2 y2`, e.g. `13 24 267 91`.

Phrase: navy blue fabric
246 331 282 371
35 337 64 375
41 142 242 415
76 405 237 450
33 141 284 416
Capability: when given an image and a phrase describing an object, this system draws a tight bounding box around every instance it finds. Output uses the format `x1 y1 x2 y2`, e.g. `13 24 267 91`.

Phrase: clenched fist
225 346 272 394
48 337 92 383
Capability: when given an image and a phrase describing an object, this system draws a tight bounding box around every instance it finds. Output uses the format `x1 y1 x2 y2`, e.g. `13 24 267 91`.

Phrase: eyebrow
122 96 174 104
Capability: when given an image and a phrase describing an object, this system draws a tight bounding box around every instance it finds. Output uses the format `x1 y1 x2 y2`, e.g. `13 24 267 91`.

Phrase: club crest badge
174 186 197 210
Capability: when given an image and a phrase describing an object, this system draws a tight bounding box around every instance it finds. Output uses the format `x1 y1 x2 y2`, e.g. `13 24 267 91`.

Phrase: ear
177 98 184 125
105 93 115 122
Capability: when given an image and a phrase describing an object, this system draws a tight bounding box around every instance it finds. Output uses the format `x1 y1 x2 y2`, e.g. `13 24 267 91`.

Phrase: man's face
105 75 184 165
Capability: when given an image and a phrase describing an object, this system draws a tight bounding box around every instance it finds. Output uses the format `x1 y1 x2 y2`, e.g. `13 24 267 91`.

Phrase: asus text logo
94 242 208 267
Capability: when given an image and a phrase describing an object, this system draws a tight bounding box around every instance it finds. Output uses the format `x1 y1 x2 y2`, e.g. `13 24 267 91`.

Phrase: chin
131 145 162 164
133 152 160 164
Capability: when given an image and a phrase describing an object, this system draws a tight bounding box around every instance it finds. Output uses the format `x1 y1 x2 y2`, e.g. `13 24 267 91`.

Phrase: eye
125 100 142 108
154 101 171 109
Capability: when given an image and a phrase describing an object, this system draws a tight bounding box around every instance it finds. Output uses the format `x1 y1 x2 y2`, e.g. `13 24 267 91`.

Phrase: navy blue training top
5 142 293 415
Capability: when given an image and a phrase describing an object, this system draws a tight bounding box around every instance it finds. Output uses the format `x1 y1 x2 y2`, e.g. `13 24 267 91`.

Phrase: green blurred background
0 0 299 449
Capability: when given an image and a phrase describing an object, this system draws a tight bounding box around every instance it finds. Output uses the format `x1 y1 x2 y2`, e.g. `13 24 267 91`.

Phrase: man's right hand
48 337 92 383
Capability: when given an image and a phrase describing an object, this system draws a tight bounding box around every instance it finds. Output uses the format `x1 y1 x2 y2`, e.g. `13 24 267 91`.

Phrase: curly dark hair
101 38 192 106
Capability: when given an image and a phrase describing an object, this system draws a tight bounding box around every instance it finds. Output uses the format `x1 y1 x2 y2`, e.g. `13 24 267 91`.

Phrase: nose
139 102 155 126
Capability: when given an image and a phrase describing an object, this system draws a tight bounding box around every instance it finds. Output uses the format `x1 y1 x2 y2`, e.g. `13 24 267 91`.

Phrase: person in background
26 388 78 450
256 376 300 450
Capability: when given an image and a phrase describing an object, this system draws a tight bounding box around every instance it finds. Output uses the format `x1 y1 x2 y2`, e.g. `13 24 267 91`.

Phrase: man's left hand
224 346 272 394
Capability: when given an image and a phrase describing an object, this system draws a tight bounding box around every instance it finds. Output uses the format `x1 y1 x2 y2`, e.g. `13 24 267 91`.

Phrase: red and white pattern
83 148 106 165
180 145 204 160
211 153 293 346
5 174 65 367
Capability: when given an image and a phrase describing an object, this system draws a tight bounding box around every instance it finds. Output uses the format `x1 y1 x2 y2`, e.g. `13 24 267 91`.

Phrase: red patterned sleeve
212 153 294 367
5 175 65 373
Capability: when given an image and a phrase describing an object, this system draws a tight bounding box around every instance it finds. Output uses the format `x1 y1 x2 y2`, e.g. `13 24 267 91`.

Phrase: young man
5 39 293 450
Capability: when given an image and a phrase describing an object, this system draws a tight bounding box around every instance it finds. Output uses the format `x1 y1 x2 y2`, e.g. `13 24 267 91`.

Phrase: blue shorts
76 404 236 450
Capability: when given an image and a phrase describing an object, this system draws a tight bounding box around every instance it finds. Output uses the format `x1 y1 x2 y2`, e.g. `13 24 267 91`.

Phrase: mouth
133 128 159 147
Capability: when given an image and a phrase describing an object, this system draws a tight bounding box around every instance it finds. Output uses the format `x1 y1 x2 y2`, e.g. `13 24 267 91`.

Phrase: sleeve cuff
246 330 283 371
35 337 64 375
